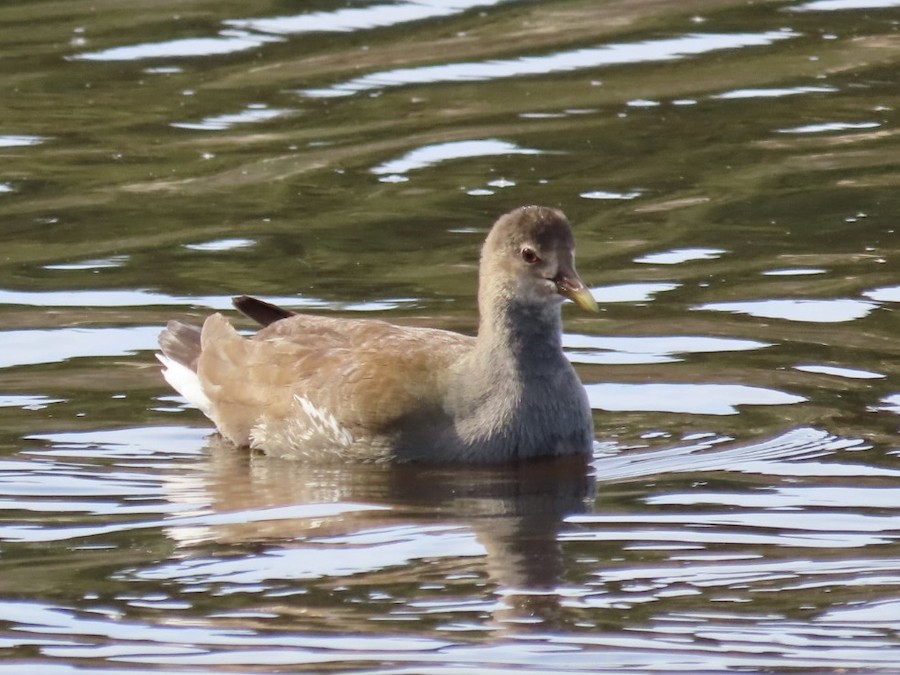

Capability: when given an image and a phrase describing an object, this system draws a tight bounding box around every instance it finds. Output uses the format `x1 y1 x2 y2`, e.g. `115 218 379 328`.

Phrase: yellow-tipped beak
556 275 599 312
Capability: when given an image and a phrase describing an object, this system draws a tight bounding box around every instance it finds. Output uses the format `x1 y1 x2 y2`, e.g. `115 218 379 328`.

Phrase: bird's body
158 206 598 463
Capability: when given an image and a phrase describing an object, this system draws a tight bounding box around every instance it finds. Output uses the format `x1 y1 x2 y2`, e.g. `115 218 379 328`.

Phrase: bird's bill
555 274 599 312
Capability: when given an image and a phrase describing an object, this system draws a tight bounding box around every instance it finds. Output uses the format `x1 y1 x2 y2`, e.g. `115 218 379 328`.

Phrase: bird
158 205 599 463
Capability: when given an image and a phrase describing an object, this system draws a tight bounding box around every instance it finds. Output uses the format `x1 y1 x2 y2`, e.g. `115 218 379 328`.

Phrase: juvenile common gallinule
158 205 598 463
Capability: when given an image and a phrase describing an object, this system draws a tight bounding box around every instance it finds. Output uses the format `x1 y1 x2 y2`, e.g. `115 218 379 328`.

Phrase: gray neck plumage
476 291 565 369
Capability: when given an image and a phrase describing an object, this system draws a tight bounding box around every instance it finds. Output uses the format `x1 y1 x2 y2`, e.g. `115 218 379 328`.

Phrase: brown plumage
158 205 598 463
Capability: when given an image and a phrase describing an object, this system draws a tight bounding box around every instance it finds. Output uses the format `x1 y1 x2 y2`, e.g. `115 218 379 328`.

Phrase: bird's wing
195 313 473 452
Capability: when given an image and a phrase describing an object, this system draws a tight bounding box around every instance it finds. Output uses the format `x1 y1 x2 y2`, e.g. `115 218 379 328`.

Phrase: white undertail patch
156 353 212 417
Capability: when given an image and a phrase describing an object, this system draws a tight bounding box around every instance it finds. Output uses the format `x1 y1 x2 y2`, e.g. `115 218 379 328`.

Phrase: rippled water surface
1 0 899 671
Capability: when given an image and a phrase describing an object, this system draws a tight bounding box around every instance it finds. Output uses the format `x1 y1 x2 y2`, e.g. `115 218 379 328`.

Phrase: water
1 0 899 671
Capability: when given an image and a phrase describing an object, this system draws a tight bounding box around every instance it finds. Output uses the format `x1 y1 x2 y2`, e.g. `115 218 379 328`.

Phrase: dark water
1 0 899 671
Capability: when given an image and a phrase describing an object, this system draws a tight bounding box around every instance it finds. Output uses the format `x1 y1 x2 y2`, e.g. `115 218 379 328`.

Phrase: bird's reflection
167 436 596 629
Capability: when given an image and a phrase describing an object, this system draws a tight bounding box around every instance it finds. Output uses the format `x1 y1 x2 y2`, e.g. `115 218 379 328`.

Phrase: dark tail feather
158 320 203 371
232 295 295 327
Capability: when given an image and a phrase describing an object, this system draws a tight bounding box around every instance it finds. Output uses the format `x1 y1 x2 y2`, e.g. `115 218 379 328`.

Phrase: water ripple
0 289 411 313
565 333 770 366
592 427 868 481
777 121 881 134
137 525 481 586
227 0 506 35
0 327 159 369
586 383 805 415
72 30 283 62
0 134 45 147
371 139 542 176
590 282 679 303
302 31 799 97
795 363 884 379
74 1 506 63
712 84 837 99
864 285 900 302
788 0 900 11
697 298 878 323
635 248 726 264
172 106 293 131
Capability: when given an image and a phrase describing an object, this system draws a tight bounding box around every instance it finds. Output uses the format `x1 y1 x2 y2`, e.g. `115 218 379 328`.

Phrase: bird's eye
521 247 540 264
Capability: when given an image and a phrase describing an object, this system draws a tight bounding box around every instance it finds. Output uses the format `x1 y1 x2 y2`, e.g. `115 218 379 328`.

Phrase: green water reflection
0 0 898 670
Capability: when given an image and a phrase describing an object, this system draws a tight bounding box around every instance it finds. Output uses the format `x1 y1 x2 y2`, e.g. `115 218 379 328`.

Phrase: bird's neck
475 287 565 367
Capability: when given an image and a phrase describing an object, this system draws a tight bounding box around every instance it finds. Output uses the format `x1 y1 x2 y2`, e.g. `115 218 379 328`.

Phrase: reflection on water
712 84 838 99
72 30 285 62
795 363 884 379
789 0 900 11
586 382 806 415
634 248 726 265
4 427 900 670
371 139 543 177
183 238 255 252
698 297 879 322
579 189 642 200
590 282 679 303
73 0 506 62
227 0 507 36
777 120 882 134
866 286 900 302
0 289 413 311
565 333 769 366
302 31 799 97
172 105 294 132
0 135 45 148
1 0 899 670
